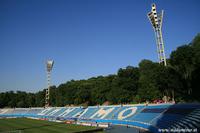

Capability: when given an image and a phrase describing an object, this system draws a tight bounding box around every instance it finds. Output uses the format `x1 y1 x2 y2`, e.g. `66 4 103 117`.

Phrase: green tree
170 45 195 97
108 66 139 104
138 60 161 102
191 34 200 101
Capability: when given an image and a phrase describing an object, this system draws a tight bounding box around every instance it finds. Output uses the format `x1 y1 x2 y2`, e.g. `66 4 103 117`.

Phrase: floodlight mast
45 60 54 107
147 3 167 66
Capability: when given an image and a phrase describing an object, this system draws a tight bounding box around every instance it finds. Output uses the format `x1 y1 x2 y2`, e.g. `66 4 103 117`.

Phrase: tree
0 34 200 107
170 45 195 97
49 86 57 106
74 81 92 105
35 90 45 107
138 60 161 102
191 34 200 101
155 66 183 102
90 75 114 105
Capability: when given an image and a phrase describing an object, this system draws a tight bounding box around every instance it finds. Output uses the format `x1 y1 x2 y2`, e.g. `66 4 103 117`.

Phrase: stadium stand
0 103 200 133
151 104 200 132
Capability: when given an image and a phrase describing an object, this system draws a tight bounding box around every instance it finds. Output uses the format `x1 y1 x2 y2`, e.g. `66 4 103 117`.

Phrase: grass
0 118 104 133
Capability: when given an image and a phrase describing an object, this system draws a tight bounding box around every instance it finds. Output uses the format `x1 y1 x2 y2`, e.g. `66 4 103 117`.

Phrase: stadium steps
132 105 171 122
170 108 200 129
1 104 200 133
149 107 169 124
130 106 147 119
80 107 99 119
153 115 181 129
111 106 122 119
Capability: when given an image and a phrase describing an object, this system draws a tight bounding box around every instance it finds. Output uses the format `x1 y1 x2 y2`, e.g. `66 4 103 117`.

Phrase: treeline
0 34 200 108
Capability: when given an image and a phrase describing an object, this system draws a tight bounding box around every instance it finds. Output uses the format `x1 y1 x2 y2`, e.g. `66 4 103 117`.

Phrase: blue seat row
1 103 200 133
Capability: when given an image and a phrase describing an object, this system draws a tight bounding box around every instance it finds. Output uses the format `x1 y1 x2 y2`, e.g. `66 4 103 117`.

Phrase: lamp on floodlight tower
45 60 54 107
147 3 167 66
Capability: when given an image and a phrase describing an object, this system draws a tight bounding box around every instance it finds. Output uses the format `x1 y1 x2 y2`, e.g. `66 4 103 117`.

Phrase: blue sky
0 0 200 92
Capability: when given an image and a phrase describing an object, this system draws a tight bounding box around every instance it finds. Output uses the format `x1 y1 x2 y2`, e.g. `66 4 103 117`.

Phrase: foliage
0 34 200 107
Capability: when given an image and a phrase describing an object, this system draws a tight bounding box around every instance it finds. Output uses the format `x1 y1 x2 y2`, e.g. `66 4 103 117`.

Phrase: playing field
0 118 104 133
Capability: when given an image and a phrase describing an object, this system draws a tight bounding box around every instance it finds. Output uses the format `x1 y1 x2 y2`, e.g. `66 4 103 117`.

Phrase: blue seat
1 103 200 133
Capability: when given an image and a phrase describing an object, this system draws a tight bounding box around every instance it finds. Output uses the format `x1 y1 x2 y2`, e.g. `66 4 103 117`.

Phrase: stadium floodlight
147 3 167 66
45 60 54 107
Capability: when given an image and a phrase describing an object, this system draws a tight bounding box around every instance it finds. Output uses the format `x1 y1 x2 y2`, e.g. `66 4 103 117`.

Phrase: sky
0 0 200 92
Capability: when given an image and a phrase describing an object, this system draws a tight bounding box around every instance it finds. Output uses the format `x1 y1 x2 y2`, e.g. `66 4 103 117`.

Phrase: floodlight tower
147 3 167 66
45 60 54 107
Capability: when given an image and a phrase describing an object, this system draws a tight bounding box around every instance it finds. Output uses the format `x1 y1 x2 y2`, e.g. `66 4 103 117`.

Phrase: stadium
1 103 200 133
1 1 200 133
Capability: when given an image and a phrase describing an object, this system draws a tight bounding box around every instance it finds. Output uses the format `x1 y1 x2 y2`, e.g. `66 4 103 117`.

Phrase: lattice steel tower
147 3 167 66
45 60 54 107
